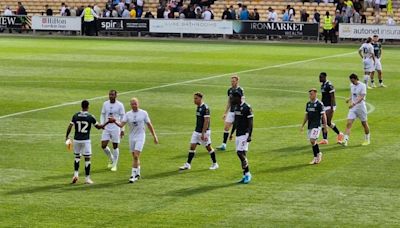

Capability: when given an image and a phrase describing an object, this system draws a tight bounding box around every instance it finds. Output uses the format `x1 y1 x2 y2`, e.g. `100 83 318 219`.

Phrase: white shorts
307 128 321 140
129 135 145 152
235 134 249 151
363 58 374 73
101 129 121 144
225 111 235 124
375 58 382 71
324 106 337 111
348 105 368 122
190 130 212 146
73 140 92 156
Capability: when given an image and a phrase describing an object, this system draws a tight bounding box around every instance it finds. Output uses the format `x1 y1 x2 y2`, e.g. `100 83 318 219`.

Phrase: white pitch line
0 51 355 120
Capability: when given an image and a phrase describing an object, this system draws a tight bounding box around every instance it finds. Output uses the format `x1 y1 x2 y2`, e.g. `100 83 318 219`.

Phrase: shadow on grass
258 163 309 174
145 168 209 180
165 182 238 197
7 178 128 195
41 168 110 181
271 145 310 153
170 149 234 160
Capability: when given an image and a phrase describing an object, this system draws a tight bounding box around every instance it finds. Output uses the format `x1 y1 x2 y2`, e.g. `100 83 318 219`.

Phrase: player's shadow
41 168 110 181
271 145 310 153
259 163 309 174
165 182 238 197
145 168 209 180
7 178 129 195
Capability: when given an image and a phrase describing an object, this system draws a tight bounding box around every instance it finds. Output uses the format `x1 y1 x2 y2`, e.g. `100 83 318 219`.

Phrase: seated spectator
136 0 144 17
239 5 249 20
106 0 113 11
157 5 164 18
379 0 387 9
121 6 130 17
267 7 277 22
70 6 77 16
360 10 367 23
186 4 196 18
287 5 295 22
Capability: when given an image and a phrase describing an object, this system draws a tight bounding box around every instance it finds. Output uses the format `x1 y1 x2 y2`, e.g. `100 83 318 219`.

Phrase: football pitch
0 37 399 227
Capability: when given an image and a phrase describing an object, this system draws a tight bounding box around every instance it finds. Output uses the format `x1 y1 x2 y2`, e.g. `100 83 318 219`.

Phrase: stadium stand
0 0 399 24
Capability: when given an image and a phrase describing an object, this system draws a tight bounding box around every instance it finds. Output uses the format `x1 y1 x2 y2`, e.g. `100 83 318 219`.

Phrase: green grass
0 37 399 227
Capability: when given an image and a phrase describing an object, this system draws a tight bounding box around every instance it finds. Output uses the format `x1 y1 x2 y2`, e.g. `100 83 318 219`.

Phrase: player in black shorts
230 92 253 184
179 92 218 171
301 89 327 165
217 76 244 151
319 72 344 145
65 100 110 184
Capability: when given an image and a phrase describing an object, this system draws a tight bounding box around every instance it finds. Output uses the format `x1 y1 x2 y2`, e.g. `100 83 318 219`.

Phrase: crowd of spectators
1 0 397 25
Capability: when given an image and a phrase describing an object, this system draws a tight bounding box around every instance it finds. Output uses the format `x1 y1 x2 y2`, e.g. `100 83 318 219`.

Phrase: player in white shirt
114 97 158 183
358 37 376 89
340 74 371 146
100 90 125 171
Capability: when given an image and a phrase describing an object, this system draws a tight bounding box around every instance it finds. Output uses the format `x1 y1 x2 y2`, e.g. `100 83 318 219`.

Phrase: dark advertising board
0 16 31 29
97 18 149 32
233 21 319 37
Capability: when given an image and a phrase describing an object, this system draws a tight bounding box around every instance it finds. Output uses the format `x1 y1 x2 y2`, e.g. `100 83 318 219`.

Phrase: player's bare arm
301 113 308 132
229 122 236 140
330 92 335 111
201 116 210 141
247 117 253 142
349 94 366 109
65 123 73 140
146 122 159 144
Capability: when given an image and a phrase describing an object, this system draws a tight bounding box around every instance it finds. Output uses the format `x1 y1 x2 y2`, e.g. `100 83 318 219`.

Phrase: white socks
344 134 349 141
364 75 369 85
365 133 370 141
103 147 113 161
131 167 141 177
113 148 119 165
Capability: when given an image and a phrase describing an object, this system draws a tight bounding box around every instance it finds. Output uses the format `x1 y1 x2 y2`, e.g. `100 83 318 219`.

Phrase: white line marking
0 51 355 120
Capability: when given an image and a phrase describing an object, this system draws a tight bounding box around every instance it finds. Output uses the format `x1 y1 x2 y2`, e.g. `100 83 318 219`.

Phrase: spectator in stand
364 0 373 9
202 6 212 20
118 0 126 10
237 3 243 19
126 0 132 8
4 6 13 15
94 4 101 17
374 0 380 12
103 8 111 17
267 7 278 22
121 6 130 18
45 5 53 16
195 5 202 19
353 0 363 12
129 4 136 18
282 9 289 22
387 15 396 25
222 6 232 19
61 2 67 16
17 2 27 15
106 0 113 11
334 10 342 41
144 10 155 18
239 5 249 20
229 5 236 20
70 6 77 16
136 0 144 17
186 4 196 18
313 8 320 23
163 6 171 18
360 10 367 23
253 8 260 21
76 6 84 17
287 5 295 22
336 0 345 12
344 0 354 23
380 0 388 9
351 9 361 23
157 5 164 18
300 9 310 22
112 6 119 17
113 0 120 6
65 5 71 16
